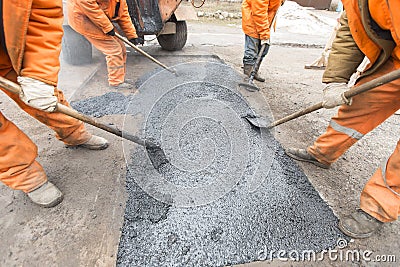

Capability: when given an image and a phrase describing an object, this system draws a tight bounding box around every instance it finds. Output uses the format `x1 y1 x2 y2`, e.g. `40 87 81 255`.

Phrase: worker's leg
0 112 47 193
85 36 126 86
243 35 269 82
338 142 400 238
308 59 400 165
243 35 269 65
1 69 91 146
360 140 400 222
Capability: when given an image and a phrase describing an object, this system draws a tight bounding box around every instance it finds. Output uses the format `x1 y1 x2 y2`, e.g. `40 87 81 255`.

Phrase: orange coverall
308 0 400 222
241 0 282 41
0 0 90 193
67 0 138 86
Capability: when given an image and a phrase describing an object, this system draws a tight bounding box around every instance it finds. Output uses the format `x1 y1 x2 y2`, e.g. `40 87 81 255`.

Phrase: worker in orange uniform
241 0 283 82
0 0 109 208
68 0 143 90
286 0 400 238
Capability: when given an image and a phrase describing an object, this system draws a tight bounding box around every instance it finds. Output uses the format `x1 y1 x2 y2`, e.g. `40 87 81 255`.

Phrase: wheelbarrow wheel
157 20 187 51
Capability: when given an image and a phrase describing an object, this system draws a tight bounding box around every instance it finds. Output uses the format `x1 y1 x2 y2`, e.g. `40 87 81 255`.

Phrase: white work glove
17 76 58 112
261 39 270 46
322 82 352 109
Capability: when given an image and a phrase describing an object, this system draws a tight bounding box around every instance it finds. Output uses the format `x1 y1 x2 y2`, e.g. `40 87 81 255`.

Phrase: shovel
245 68 400 129
115 33 177 76
0 76 169 167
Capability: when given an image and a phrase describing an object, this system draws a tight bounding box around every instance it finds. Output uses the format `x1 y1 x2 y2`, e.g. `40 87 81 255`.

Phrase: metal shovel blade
146 145 169 170
245 116 270 128
238 81 259 92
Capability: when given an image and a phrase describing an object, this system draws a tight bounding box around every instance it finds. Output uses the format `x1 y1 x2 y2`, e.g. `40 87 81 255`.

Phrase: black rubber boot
243 64 265 82
285 148 330 169
339 209 384 239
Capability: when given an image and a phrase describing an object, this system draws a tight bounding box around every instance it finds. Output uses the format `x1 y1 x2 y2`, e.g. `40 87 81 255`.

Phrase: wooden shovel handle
0 76 156 148
268 69 400 128
114 33 176 75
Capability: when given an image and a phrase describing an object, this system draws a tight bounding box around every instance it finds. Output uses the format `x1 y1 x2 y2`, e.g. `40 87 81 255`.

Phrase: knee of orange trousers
307 125 358 165
360 168 400 223
83 36 126 85
0 113 47 193
0 70 91 145
105 53 126 85
106 38 126 85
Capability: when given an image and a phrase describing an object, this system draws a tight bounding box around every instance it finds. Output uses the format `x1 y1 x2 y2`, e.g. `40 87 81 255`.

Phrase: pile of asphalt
72 59 345 267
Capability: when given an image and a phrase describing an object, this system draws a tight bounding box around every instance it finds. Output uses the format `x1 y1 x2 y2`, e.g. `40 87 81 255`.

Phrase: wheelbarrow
61 1 197 65
127 0 197 51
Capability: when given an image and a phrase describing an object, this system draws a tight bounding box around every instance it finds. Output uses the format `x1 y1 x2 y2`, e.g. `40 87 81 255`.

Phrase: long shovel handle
0 76 157 148
114 33 176 75
268 69 400 129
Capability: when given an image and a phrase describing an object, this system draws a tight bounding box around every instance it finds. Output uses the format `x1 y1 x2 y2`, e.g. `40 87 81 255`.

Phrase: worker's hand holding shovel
322 82 353 109
129 37 144 45
261 39 270 46
106 28 116 36
17 76 58 112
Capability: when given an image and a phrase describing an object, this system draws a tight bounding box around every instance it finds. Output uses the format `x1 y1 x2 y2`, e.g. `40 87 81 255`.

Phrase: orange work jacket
1 0 63 86
67 0 138 40
343 0 400 69
241 0 283 40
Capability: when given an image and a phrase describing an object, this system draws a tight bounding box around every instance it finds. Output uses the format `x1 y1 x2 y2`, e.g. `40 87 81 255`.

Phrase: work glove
261 39 270 46
322 82 352 109
129 37 144 45
17 77 58 112
106 28 116 36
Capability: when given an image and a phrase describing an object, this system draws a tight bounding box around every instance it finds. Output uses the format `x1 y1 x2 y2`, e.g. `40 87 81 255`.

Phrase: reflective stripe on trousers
307 59 400 222
329 120 364 140
308 59 400 165
84 35 127 86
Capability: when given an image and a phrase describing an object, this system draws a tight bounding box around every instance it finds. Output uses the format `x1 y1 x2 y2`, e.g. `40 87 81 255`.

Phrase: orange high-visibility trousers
0 51 91 193
308 59 400 222
85 36 127 86
361 142 400 222
0 111 47 193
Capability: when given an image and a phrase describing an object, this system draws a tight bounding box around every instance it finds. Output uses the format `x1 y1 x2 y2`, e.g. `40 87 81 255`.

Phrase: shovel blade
146 145 170 170
245 116 270 128
238 81 259 92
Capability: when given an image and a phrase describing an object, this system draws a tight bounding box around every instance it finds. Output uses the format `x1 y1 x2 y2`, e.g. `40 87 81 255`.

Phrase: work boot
27 182 63 208
243 64 265 82
110 82 134 90
339 209 384 239
78 135 109 150
285 148 330 169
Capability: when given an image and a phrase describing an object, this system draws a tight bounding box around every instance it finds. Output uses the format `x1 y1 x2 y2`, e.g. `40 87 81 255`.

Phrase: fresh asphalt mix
72 57 346 266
